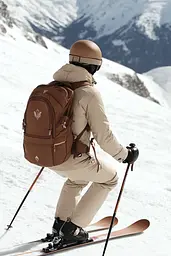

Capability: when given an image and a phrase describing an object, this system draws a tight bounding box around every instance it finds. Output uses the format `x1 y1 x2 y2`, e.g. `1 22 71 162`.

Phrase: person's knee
65 179 88 189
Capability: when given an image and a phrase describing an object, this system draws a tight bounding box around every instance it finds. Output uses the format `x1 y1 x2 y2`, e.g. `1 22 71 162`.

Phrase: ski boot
59 220 89 242
41 217 65 242
42 220 89 252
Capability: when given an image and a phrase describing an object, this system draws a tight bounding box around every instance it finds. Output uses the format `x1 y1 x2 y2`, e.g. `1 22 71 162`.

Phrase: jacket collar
53 64 96 85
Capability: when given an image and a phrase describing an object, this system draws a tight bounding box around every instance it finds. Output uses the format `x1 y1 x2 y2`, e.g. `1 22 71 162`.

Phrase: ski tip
101 216 118 224
115 217 119 225
89 216 118 228
134 219 150 231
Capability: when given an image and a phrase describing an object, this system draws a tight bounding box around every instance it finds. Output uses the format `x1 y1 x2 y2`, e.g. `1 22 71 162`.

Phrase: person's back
52 62 128 165
48 40 139 247
53 63 94 150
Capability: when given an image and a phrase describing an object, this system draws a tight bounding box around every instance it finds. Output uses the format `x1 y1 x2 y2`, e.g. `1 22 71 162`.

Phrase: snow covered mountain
145 66 171 108
62 0 171 73
1 0 171 73
146 66 171 94
0 31 171 256
1 0 169 107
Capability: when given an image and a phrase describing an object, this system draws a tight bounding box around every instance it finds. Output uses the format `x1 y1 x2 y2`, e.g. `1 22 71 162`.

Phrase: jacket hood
53 64 96 84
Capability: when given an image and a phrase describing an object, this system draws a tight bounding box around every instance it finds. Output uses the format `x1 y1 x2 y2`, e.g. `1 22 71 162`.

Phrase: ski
39 219 150 255
33 216 118 243
3 216 118 256
16 219 150 256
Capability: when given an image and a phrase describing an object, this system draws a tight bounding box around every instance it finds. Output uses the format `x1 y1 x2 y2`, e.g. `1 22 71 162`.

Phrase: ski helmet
69 40 102 66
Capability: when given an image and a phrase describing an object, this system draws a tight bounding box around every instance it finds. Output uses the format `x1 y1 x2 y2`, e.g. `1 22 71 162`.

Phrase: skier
48 40 139 244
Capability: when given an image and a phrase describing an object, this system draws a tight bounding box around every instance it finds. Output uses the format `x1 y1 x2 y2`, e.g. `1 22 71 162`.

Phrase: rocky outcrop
108 72 160 105
0 1 47 48
0 0 13 29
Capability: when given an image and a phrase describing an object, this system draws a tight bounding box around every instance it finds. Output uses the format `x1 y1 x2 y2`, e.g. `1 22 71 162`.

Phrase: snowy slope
138 73 170 108
101 58 170 108
145 67 171 107
146 66 171 93
0 35 171 256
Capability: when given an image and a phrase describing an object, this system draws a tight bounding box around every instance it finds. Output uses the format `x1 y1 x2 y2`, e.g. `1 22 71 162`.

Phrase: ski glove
123 143 139 164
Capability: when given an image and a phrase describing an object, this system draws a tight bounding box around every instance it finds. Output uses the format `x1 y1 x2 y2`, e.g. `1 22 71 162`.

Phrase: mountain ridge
1 0 171 72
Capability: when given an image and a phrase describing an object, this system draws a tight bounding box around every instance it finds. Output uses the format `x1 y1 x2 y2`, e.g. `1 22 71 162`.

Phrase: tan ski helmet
69 40 102 66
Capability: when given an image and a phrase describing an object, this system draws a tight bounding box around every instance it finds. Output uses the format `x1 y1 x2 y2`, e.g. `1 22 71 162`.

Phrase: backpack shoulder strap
70 81 91 90
45 80 91 90
44 80 90 138
76 124 90 141
47 81 72 88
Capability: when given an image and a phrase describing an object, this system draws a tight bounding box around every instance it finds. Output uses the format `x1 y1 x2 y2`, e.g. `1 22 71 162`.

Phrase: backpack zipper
54 141 66 152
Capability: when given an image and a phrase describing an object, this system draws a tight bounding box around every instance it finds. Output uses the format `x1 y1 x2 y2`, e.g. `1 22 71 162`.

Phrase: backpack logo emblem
34 109 42 120
35 156 39 162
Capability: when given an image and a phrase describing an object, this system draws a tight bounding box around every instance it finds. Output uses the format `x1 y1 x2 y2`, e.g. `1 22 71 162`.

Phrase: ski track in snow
0 35 171 256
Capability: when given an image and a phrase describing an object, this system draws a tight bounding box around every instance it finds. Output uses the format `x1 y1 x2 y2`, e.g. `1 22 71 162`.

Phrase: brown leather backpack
23 81 88 167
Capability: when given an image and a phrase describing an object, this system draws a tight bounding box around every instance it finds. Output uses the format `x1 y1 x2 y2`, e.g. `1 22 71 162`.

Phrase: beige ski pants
50 153 118 228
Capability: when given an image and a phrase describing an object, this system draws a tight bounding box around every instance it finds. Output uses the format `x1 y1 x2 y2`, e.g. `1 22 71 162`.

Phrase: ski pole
6 167 44 230
101 162 133 256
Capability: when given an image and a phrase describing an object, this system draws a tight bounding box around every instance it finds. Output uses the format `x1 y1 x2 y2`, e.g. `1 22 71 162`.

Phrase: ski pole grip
127 143 139 169
128 144 134 172
129 143 136 148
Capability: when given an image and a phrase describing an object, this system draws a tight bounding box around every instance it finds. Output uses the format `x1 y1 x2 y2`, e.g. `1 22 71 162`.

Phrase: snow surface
145 66 171 107
146 66 171 93
0 35 171 256
101 57 170 108
5 0 171 40
138 73 170 108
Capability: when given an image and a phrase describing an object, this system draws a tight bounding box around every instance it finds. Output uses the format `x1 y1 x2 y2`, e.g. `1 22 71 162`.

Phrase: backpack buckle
62 122 67 129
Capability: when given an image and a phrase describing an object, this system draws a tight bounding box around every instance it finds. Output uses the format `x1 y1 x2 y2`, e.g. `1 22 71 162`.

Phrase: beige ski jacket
53 64 128 163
